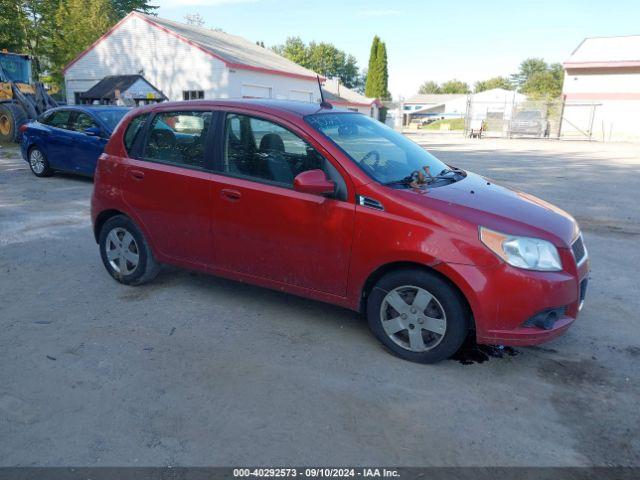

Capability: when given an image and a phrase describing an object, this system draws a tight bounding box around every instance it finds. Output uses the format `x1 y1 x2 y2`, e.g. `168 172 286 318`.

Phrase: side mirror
83 126 101 136
293 169 335 196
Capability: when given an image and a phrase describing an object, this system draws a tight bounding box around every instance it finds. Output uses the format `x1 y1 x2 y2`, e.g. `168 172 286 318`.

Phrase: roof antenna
317 75 332 109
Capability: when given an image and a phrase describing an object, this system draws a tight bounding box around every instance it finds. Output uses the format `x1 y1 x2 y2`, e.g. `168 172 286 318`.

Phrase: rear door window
142 111 213 169
44 110 73 130
123 114 148 156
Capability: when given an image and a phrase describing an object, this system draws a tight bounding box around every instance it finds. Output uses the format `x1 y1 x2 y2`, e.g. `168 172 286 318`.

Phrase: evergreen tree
364 36 380 98
375 40 390 100
110 0 156 18
365 36 390 100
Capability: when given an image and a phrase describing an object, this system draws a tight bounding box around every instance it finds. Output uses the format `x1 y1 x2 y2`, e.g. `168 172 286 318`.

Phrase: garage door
241 84 272 99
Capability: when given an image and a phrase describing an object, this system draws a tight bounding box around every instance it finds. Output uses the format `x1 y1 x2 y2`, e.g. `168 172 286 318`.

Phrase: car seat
259 133 293 184
148 129 181 162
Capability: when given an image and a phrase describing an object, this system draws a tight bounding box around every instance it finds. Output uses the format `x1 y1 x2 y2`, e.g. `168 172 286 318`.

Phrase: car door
41 109 74 170
67 111 108 175
121 109 217 266
210 111 355 297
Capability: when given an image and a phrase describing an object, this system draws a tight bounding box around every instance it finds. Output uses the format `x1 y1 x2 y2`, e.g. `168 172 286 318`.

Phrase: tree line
2 2 392 102
0 0 156 87
272 35 390 101
418 58 564 99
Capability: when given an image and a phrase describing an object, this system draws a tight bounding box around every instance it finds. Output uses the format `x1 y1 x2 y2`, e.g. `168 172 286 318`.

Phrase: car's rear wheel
98 215 160 285
367 268 469 363
28 147 53 177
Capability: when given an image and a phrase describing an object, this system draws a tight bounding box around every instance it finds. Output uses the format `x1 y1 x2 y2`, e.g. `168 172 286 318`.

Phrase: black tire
0 102 28 143
98 215 160 286
366 268 470 364
27 146 53 177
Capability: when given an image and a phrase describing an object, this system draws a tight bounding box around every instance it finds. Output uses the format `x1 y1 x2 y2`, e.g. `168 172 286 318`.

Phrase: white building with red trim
63 12 322 105
562 35 640 141
321 78 380 118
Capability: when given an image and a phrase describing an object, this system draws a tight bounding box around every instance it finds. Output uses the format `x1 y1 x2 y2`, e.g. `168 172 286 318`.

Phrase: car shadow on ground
135 264 527 366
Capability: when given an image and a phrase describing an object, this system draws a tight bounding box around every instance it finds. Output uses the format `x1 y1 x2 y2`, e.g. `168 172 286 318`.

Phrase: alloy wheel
29 149 46 174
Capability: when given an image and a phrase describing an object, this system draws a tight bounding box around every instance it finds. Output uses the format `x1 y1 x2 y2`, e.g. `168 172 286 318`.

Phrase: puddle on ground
450 337 519 365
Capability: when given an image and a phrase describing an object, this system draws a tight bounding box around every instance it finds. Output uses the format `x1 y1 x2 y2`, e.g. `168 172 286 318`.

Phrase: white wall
561 100 640 142
561 68 640 141
229 68 320 102
65 14 321 105
564 68 640 95
341 104 378 118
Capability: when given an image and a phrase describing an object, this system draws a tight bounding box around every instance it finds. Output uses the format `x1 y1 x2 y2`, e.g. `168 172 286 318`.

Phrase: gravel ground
0 137 638 467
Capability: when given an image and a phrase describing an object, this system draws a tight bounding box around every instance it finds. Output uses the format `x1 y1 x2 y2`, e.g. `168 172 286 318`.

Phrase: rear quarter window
123 114 148 156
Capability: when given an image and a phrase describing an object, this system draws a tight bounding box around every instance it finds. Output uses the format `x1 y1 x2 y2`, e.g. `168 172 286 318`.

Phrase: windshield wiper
384 169 460 188
438 167 464 176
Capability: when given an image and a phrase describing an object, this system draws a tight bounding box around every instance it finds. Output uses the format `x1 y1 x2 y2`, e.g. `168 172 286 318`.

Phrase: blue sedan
20 106 130 178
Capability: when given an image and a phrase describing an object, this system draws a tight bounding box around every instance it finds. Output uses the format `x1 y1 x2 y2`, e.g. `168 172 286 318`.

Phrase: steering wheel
360 150 381 169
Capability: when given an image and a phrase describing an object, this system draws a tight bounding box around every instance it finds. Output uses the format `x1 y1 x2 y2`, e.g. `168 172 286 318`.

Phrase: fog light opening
523 307 566 330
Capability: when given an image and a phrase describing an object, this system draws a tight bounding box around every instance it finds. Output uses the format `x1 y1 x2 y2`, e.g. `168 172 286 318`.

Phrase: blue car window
70 113 98 132
46 110 72 130
94 109 128 131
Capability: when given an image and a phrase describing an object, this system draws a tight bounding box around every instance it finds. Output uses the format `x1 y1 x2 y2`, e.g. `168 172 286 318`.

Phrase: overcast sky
154 0 640 99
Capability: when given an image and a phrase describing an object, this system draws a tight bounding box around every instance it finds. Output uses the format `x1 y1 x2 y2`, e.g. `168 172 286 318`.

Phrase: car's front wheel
98 215 160 285
367 268 470 363
28 147 53 177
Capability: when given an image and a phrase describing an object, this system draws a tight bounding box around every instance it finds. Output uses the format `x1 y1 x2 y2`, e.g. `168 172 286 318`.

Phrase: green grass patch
421 118 465 131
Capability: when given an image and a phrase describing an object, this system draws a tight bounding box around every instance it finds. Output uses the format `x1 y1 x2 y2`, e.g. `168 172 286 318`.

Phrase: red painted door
210 112 355 296
122 110 214 266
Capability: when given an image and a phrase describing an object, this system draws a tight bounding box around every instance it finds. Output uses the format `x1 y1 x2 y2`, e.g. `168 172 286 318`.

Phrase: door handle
130 169 145 180
220 188 241 201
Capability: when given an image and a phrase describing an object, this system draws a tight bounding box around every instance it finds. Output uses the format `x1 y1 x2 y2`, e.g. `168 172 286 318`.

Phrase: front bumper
435 247 590 346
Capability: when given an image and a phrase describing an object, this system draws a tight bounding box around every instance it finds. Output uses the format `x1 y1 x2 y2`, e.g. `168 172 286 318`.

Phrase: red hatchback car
91 100 589 363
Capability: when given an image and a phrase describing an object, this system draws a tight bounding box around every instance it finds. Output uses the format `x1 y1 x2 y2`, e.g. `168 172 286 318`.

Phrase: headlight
479 227 562 271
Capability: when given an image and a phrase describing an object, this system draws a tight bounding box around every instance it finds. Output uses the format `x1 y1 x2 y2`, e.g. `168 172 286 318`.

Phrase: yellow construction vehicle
0 50 58 142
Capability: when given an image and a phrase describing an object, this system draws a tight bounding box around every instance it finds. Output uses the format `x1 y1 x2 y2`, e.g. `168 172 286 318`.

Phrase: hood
393 172 578 247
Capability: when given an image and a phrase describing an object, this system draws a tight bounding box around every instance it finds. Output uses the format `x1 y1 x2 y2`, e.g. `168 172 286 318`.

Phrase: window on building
143 111 212 169
223 113 325 187
182 90 205 101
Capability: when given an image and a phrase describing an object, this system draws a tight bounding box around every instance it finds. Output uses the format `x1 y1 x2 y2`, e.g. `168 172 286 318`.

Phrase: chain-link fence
400 96 621 141
464 98 565 139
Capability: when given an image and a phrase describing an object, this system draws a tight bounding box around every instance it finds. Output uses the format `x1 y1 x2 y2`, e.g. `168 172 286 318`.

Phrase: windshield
93 109 129 131
305 113 449 184
515 111 541 120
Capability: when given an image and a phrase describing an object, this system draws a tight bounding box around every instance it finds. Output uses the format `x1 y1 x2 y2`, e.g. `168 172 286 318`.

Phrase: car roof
47 105 131 114
131 99 344 118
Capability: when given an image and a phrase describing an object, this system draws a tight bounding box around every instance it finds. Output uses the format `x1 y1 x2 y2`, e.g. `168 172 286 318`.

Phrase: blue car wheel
28 146 53 178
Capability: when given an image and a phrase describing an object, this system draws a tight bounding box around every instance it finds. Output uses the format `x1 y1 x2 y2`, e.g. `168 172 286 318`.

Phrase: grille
571 235 587 265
